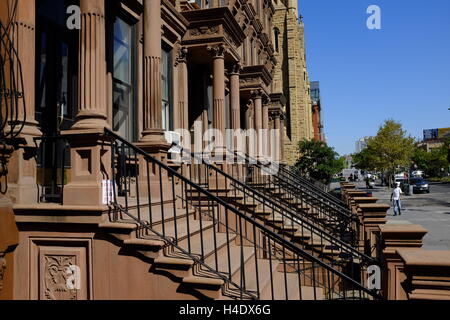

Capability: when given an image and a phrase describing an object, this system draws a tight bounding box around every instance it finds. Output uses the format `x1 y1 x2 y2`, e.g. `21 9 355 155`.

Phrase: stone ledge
398 250 450 267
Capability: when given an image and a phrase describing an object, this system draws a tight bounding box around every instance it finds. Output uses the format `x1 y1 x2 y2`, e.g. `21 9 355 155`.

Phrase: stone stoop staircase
232 153 360 245
99 129 380 301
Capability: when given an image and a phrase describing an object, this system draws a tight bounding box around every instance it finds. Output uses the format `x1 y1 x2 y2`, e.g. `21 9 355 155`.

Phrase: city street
333 181 450 250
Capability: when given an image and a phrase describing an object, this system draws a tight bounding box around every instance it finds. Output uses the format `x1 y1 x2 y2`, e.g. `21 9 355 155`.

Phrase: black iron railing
232 151 361 245
34 136 70 204
104 128 382 300
279 163 348 208
175 146 378 278
105 129 379 300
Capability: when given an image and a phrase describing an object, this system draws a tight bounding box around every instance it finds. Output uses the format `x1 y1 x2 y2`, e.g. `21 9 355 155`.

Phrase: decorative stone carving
43 255 77 300
207 43 228 59
230 62 243 75
175 46 188 67
190 26 219 36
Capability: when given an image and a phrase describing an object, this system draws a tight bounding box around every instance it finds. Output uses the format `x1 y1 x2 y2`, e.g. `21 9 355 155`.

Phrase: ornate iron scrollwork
0 1 27 194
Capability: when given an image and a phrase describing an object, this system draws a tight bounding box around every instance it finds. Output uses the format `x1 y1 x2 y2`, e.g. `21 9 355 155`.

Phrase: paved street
331 181 450 250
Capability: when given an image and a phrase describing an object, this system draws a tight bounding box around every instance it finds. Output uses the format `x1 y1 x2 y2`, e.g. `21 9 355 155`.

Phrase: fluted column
141 0 165 143
72 0 108 129
175 47 189 131
280 113 285 162
230 63 241 131
252 90 263 158
208 44 227 152
273 111 281 162
262 99 270 158
0 0 41 138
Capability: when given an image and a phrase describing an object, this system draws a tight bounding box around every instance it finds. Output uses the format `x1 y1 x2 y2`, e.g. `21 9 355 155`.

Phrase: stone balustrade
378 224 428 300
397 249 450 300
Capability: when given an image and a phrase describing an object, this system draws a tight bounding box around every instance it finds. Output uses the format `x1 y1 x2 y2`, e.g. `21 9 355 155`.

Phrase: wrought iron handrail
279 163 349 209
175 145 377 269
233 151 359 227
104 128 381 300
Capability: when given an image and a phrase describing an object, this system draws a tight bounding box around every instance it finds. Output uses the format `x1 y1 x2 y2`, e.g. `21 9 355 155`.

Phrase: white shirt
392 187 402 200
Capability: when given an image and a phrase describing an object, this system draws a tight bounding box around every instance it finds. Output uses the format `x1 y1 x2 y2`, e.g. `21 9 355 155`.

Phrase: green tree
412 140 450 178
352 120 415 184
294 139 345 184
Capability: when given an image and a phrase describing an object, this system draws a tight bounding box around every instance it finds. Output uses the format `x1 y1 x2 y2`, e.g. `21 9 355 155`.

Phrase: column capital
175 46 188 67
229 62 243 75
250 89 263 99
207 43 228 59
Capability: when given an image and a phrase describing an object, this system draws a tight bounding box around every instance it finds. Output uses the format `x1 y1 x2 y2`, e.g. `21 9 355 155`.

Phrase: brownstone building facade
0 0 291 300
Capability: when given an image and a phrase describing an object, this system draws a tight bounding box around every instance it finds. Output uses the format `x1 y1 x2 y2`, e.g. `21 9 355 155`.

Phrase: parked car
410 178 430 194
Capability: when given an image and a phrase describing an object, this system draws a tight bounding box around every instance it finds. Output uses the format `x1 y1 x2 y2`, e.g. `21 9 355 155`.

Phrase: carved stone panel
30 240 90 300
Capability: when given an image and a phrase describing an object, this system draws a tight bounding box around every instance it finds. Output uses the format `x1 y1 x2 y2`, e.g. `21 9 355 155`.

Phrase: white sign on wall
102 180 114 205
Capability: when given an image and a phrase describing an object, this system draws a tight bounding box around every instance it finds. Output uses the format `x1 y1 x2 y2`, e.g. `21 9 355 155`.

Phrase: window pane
113 17 135 141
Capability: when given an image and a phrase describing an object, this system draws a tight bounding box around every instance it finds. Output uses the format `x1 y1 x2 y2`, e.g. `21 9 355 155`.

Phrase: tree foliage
352 120 415 177
294 139 344 184
412 138 450 177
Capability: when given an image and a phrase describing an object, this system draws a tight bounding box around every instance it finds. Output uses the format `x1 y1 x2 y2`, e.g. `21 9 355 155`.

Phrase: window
274 28 280 52
161 46 173 131
113 17 137 141
36 0 78 134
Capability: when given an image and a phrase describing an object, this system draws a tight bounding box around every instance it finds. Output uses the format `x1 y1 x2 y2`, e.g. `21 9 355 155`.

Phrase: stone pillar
351 196 378 214
262 101 270 159
358 203 389 257
208 44 227 153
175 47 189 131
252 90 263 158
398 249 450 300
272 111 281 162
0 0 41 139
139 0 167 151
1 0 41 205
378 224 427 300
230 63 241 131
280 113 285 162
72 0 108 130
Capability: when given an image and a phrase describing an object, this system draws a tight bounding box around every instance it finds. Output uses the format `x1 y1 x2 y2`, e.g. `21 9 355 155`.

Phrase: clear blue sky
299 0 450 155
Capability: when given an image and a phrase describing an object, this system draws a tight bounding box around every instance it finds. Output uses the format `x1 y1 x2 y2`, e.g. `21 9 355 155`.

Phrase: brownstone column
208 44 227 152
0 0 43 205
262 100 270 158
230 63 241 131
378 224 427 300
280 113 285 162
252 90 263 158
272 111 281 162
140 0 166 147
175 47 189 131
72 0 108 130
0 0 41 139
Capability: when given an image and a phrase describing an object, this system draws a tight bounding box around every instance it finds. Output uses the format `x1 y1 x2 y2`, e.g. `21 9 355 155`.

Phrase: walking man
391 182 403 216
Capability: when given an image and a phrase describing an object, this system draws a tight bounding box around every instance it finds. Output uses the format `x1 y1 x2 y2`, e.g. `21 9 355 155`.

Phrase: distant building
355 137 372 153
310 81 325 142
420 127 450 152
